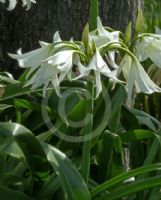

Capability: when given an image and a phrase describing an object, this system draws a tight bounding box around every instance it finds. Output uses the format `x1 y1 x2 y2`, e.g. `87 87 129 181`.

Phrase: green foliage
144 0 161 33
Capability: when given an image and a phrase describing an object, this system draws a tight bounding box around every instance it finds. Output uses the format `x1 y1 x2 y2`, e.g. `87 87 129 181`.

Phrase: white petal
89 49 109 70
73 56 90 79
22 0 36 10
43 80 50 97
53 31 62 43
134 60 161 93
58 71 67 83
89 49 120 82
121 55 132 80
127 59 161 105
106 51 119 69
135 38 149 61
39 41 51 47
51 75 61 96
26 63 58 89
97 17 119 42
7 0 17 10
22 0 31 10
57 56 73 71
0 0 6 3
9 45 52 69
110 31 120 42
94 71 102 98
47 50 74 66
97 17 112 40
58 57 73 82
147 39 161 68
89 35 109 48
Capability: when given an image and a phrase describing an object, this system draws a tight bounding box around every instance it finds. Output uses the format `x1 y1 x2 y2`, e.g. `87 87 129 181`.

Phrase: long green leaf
97 175 161 200
43 143 91 200
91 163 161 197
0 122 48 173
0 122 91 200
0 185 34 200
0 81 87 101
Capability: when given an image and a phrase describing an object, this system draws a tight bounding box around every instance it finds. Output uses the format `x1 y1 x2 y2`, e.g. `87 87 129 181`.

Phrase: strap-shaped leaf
0 122 91 200
0 122 48 173
0 185 34 200
43 143 91 200
91 163 161 197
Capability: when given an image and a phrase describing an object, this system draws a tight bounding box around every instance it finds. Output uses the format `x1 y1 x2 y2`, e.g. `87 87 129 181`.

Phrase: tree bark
100 0 144 32
0 0 143 77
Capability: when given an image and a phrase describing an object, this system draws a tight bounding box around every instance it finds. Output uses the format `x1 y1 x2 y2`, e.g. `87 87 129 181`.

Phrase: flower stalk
81 80 94 183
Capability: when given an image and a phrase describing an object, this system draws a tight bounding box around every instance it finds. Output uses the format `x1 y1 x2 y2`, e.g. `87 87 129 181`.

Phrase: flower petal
9 45 52 69
147 39 161 68
126 59 161 105
135 38 150 62
53 31 62 43
94 70 102 98
47 50 74 66
89 35 109 48
97 17 112 40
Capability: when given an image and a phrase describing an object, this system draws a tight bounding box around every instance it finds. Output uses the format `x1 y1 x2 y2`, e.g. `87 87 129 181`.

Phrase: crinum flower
121 54 161 105
135 35 161 68
9 32 83 96
89 17 120 69
75 48 121 98
9 43 54 78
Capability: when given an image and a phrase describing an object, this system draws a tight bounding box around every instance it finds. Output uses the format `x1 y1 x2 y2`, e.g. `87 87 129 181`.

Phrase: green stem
90 0 98 31
81 81 94 183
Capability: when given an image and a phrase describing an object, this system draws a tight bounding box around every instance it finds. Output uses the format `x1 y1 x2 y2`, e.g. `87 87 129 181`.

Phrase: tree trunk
100 0 144 32
0 0 143 77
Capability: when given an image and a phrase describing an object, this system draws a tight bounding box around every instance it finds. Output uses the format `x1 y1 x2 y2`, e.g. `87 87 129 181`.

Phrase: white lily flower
76 49 120 98
89 17 120 69
9 32 80 96
9 31 61 75
25 49 78 96
121 55 161 105
136 36 161 68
